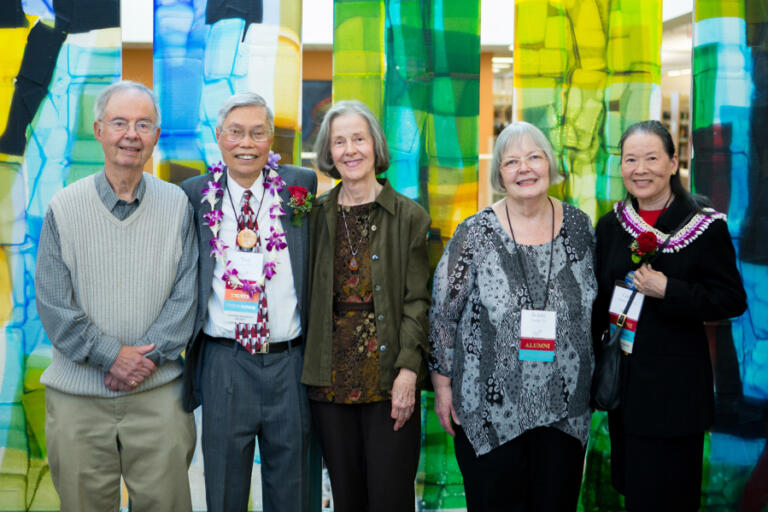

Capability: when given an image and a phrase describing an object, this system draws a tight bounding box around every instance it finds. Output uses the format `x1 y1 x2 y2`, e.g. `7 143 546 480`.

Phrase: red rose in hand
288 185 308 205
636 231 657 253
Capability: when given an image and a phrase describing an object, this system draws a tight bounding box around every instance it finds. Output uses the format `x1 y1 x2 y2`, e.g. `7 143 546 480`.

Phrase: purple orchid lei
203 151 288 297
614 201 726 254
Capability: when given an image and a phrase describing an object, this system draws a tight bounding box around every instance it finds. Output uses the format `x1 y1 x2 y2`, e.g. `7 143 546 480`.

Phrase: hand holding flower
633 264 667 299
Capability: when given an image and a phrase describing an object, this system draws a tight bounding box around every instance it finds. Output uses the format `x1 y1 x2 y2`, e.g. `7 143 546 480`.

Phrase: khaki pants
45 379 195 512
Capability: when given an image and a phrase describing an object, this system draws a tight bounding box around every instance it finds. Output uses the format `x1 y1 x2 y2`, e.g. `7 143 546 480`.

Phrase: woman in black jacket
593 120 747 511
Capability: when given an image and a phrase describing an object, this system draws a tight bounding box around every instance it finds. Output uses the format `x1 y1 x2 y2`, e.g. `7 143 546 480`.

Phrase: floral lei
615 200 727 254
202 151 287 297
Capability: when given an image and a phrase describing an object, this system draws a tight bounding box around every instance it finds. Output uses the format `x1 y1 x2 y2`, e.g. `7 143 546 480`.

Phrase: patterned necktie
234 189 270 353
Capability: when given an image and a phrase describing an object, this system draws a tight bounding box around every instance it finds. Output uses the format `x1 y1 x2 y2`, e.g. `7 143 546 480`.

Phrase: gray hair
216 92 274 131
93 80 161 125
313 100 390 179
490 121 563 194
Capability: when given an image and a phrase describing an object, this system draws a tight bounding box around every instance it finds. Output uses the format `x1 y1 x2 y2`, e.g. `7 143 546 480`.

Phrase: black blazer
180 165 317 411
593 196 747 436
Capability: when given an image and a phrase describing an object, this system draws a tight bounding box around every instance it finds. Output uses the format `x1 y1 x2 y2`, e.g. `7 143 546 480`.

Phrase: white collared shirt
203 170 301 342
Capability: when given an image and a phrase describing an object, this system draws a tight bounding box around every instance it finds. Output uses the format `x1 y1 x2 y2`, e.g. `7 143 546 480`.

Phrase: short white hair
490 121 562 193
94 80 160 125
216 92 274 131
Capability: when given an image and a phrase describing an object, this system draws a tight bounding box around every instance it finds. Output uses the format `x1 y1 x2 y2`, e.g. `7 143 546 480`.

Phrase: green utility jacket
301 180 431 391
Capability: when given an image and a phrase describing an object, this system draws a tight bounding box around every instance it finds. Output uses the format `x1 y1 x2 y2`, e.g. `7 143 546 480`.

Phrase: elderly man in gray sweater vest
35 81 197 512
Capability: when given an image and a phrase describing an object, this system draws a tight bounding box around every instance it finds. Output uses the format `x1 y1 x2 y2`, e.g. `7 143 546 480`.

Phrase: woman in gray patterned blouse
429 121 597 511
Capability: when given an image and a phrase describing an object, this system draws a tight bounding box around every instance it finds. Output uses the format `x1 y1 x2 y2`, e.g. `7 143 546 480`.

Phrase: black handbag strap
646 209 697 265
615 289 637 330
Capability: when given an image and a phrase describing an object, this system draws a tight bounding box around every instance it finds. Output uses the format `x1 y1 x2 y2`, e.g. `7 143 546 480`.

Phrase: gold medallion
237 228 258 249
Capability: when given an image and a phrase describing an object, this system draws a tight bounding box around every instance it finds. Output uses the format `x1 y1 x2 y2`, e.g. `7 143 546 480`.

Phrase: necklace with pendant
226 174 267 251
340 206 368 271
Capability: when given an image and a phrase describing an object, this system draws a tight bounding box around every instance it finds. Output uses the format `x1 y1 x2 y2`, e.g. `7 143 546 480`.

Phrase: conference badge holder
223 251 264 324
608 281 644 354
519 309 557 362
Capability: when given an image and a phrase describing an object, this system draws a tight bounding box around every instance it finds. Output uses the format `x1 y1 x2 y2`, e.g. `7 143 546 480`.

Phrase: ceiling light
667 68 691 77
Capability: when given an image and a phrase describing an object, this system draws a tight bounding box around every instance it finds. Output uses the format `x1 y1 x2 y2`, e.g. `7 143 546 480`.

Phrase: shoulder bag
591 289 637 411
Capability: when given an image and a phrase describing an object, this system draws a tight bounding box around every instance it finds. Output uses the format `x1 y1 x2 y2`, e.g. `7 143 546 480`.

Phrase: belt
204 333 302 354
333 300 374 313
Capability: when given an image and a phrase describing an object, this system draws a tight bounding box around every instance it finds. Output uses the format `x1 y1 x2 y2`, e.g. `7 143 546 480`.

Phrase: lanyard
226 174 267 234
505 197 555 310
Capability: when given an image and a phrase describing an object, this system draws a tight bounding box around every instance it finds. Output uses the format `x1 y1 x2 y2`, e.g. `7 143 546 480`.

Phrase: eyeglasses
221 126 273 143
500 152 547 172
102 119 157 135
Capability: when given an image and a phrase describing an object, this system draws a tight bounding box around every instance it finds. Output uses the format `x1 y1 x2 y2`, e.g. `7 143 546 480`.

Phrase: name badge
608 282 645 354
223 252 264 324
228 252 263 281
519 309 556 362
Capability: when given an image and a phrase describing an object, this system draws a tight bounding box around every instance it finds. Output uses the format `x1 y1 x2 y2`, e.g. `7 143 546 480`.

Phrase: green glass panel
515 0 660 223
695 0 744 21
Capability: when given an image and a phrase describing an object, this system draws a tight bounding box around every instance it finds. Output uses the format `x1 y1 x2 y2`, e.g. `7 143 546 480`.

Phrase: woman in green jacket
301 100 431 512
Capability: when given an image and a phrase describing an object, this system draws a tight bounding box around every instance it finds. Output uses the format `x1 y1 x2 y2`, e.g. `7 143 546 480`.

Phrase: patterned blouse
429 202 597 456
307 203 388 404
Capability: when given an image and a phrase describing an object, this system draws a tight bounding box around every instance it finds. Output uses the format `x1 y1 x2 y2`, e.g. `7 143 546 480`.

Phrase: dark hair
619 120 709 212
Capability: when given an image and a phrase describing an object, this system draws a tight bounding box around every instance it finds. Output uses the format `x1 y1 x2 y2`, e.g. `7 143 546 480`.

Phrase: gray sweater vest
41 173 187 397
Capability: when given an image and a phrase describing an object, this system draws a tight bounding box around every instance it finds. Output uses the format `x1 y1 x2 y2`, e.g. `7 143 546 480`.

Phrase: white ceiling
661 14 694 72
123 0 694 48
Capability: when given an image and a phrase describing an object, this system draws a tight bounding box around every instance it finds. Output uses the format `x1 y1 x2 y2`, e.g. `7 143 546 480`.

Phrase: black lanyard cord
505 196 555 310
226 172 267 234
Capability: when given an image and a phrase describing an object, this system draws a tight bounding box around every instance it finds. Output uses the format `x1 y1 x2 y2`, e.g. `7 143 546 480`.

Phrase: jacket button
380 345 387 351
371 254 379 261
371 225 377 231
374 284 381 291
378 314 384 321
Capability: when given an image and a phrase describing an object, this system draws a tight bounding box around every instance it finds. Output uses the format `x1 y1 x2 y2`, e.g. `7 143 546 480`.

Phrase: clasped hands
105 344 157 392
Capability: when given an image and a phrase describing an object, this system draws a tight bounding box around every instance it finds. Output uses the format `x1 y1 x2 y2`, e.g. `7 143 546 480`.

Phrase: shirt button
371 254 379 261
371 225 377 231
378 314 384 321
374 284 381 291
380 345 387 351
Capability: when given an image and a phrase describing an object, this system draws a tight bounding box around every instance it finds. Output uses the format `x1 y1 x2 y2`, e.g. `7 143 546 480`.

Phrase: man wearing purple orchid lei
181 92 317 512
35 81 198 511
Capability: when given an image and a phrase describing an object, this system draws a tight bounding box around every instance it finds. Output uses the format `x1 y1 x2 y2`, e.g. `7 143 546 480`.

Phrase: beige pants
45 379 195 512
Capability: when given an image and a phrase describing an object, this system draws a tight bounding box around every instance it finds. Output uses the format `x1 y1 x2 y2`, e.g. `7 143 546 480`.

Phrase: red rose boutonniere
287 185 314 227
630 231 658 265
